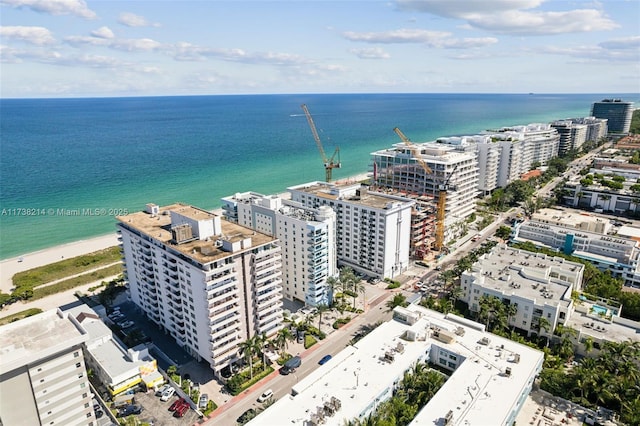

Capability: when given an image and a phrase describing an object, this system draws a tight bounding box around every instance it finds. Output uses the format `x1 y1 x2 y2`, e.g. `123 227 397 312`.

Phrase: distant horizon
2 91 639 101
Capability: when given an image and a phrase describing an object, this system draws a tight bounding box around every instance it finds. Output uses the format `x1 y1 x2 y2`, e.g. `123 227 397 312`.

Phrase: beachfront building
247 304 544 426
62 304 163 396
513 208 640 289
117 203 283 377
287 182 415 279
480 124 560 188
551 120 588 155
221 191 337 307
460 244 585 337
591 99 634 134
370 142 478 245
0 309 96 426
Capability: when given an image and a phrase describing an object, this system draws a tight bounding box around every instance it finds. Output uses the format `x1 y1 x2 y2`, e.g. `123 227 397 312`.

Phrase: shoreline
0 172 372 295
0 233 120 294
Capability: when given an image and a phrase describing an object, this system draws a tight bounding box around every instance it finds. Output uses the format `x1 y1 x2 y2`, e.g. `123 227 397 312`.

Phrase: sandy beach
0 233 120 295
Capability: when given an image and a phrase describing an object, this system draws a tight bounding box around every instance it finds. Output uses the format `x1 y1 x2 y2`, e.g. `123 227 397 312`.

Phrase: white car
257 389 273 403
160 387 175 402
118 320 134 329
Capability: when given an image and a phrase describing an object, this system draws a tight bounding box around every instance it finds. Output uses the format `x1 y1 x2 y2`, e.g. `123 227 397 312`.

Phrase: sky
1 0 639 98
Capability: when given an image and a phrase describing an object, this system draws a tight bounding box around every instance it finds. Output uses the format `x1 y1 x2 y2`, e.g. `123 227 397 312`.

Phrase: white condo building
370 142 478 245
287 182 415 279
117 203 284 377
0 309 96 426
460 244 585 337
221 191 337 307
248 305 544 426
513 208 640 288
551 120 588 155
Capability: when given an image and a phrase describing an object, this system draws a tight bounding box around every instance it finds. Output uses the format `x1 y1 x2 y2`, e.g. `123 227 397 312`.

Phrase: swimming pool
591 305 608 316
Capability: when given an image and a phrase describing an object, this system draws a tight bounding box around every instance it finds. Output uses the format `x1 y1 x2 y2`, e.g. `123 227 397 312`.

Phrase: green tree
385 294 408 312
274 327 294 357
237 336 260 379
495 225 512 241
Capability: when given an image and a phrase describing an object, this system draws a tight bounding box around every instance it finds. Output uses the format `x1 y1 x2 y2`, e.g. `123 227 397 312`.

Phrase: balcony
209 305 239 322
210 314 240 331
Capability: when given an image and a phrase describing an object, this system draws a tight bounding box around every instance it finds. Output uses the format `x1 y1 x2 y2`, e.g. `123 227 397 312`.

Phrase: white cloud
110 38 163 52
342 29 497 49
539 42 640 62
91 26 114 39
118 12 160 28
599 36 640 50
0 26 55 45
349 47 391 59
0 0 96 19
396 0 618 35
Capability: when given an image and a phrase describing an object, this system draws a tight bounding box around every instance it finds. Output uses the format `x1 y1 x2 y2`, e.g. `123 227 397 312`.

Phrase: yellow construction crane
393 127 433 175
434 164 458 252
301 104 341 182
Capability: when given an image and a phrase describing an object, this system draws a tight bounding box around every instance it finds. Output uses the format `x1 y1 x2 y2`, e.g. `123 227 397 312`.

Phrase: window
76 363 81 368
74 351 79 358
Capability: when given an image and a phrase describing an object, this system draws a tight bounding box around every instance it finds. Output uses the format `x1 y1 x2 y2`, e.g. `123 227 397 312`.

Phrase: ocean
1 93 638 259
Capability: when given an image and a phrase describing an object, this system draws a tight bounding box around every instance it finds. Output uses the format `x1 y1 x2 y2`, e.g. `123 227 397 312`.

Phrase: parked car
160 387 175 402
280 355 302 375
174 401 190 417
108 312 125 321
117 404 143 417
257 389 273 403
169 397 186 411
318 354 332 365
155 384 170 396
198 393 209 409
117 320 134 329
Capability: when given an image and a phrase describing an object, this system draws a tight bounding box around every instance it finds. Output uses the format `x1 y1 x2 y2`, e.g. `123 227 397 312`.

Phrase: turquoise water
1 93 638 259
592 305 608 316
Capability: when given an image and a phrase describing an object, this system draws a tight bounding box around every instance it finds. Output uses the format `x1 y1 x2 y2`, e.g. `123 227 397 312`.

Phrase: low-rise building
248 305 543 426
0 309 96 426
62 304 163 396
513 208 640 288
460 244 585 337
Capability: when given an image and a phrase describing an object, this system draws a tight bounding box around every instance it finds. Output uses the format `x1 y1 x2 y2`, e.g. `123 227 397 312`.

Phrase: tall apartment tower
0 309 95 426
551 120 587 155
287 182 415 279
370 141 478 244
591 99 634 134
221 192 337 307
117 203 283 377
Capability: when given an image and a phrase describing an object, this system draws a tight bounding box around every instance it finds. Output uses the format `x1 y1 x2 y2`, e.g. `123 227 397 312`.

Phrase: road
205 292 393 425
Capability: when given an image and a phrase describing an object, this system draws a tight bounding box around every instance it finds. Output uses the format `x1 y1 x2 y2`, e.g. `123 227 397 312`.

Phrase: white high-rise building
0 309 95 426
117 203 283 377
287 182 415 279
221 192 337 307
370 141 479 244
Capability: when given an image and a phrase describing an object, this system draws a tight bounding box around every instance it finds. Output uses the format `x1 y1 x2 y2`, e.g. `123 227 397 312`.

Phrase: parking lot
132 388 200 426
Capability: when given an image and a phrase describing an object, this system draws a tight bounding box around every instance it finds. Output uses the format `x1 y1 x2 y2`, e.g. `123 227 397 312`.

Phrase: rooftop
117 203 276 265
530 208 609 234
287 181 414 210
468 245 584 308
249 305 543 426
0 309 88 374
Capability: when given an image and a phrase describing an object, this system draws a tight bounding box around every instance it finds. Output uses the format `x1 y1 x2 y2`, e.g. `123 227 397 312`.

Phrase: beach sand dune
0 234 119 295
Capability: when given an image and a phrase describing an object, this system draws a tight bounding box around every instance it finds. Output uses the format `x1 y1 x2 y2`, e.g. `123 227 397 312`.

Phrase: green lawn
12 246 121 289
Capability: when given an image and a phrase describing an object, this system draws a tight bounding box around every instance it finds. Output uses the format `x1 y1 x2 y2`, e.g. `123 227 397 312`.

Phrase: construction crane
393 127 433 176
301 104 341 182
434 164 458 252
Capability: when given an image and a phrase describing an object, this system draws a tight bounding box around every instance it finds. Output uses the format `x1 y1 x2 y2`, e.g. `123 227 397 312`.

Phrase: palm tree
316 303 330 330
535 317 551 346
385 294 408 312
257 332 269 370
326 276 342 307
237 336 260 379
352 281 365 310
274 327 294 357
505 303 518 331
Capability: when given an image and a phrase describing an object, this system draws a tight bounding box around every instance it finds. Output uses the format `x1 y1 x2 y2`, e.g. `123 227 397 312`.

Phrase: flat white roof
0 309 88 374
249 305 543 426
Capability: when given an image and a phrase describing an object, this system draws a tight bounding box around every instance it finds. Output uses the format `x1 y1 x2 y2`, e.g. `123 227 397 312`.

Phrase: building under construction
370 140 478 258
